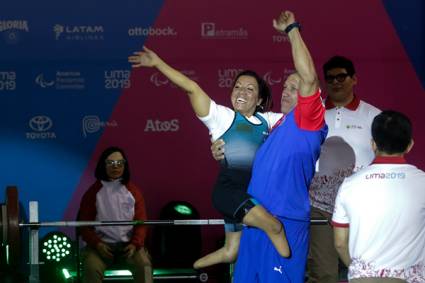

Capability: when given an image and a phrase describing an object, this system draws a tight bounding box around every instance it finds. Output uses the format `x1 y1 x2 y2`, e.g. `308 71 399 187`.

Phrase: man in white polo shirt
332 110 425 283
308 56 381 283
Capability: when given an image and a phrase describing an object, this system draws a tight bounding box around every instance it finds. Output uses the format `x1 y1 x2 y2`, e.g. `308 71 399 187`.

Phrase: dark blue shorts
233 216 309 283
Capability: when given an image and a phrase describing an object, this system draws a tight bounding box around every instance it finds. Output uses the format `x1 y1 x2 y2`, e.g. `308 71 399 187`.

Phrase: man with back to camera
332 110 425 283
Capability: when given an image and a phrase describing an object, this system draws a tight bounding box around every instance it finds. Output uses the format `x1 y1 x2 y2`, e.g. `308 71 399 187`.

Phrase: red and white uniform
79 180 148 249
332 156 425 282
309 97 380 213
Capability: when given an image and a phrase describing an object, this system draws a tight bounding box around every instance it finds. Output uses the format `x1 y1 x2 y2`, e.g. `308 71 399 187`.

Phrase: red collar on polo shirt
372 156 407 164
325 95 360 110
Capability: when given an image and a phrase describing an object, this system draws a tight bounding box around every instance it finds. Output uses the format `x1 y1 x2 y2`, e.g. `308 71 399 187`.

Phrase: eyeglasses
325 73 350 83
105 159 126 167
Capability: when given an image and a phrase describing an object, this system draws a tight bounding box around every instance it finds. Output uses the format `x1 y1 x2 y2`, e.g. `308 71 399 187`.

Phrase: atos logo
29 115 53 132
144 119 179 132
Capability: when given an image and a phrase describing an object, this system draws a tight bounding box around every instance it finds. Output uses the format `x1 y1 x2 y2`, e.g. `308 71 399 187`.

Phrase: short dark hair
372 110 412 154
94 146 130 184
233 70 273 112
323 56 356 77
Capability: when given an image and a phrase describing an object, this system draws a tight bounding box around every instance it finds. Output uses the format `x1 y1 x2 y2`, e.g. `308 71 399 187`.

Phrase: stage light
174 204 193 215
41 232 72 263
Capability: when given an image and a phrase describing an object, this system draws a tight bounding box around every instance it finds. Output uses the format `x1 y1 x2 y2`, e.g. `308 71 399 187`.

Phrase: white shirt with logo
309 99 380 213
332 157 425 282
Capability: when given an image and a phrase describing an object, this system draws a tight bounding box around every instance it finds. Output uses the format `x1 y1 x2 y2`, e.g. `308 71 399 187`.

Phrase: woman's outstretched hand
128 46 160 68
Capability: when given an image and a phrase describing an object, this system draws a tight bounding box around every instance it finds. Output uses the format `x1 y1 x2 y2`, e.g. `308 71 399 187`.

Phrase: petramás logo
144 119 179 132
128 26 177 37
201 22 248 39
82 115 118 138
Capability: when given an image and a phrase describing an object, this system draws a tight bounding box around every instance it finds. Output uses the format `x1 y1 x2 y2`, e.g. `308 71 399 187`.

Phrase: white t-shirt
332 157 425 282
310 99 380 213
198 100 282 141
95 180 135 243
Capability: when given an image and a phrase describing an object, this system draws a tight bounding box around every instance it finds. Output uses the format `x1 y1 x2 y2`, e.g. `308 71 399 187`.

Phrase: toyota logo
29 116 53 132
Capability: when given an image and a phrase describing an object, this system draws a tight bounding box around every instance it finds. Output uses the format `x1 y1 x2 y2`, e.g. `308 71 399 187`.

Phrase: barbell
1 186 328 267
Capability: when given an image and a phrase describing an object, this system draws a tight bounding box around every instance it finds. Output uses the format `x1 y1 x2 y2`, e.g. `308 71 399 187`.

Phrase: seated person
79 146 152 283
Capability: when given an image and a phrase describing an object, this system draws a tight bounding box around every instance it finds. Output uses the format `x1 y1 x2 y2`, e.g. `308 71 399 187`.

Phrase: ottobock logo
144 119 179 132
218 68 243 88
104 70 131 89
0 20 29 44
53 24 104 41
82 115 118 138
263 71 282 86
128 26 177 37
0 71 16 91
35 71 85 90
201 22 248 39
26 115 56 139
150 70 198 87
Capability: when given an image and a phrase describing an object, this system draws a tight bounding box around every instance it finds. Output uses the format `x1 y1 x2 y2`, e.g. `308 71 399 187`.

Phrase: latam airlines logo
53 24 104 41
128 26 177 37
0 20 29 44
26 115 56 139
201 22 248 39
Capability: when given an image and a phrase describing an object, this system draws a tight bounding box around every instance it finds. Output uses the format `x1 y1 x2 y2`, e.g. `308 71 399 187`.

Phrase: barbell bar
2 186 329 268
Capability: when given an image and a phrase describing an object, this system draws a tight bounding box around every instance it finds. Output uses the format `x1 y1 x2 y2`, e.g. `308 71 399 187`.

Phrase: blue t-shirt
248 109 328 221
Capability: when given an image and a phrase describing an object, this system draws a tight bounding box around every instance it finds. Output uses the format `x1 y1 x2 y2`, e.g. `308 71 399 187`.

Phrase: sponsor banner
104 70 131 89
150 70 198 87
144 119 179 132
201 22 248 39
82 115 118 138
53 24 104 41
0 20 29 44
128 26 177 37
35 71 85 90
26 115 56 139
0 71 16 91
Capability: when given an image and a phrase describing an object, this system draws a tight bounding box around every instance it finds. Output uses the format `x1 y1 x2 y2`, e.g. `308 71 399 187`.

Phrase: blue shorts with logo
233 216 309 283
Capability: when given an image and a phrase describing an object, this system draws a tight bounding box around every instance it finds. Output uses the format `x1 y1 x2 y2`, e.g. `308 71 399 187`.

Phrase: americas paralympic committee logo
35 74 55 88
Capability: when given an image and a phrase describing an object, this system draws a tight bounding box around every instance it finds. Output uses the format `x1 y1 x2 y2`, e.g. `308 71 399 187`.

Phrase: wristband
284 22 301 34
